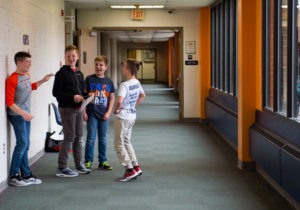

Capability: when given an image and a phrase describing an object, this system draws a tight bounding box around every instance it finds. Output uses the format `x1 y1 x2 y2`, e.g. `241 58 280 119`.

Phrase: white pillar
101 33 111 77
117 43 122 84
110 38 118 88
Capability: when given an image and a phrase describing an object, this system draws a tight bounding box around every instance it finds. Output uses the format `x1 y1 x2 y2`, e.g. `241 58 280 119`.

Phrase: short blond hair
65 45 79 54
94 55 108 66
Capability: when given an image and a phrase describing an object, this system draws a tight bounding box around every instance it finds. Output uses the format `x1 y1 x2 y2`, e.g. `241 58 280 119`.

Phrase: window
263 0 300 122
211 0 237 95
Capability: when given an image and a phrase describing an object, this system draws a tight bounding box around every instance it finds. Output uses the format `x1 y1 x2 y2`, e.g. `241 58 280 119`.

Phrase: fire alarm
61 9 64 16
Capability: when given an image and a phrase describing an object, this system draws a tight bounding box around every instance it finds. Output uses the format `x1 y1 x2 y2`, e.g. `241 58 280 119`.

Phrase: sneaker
84 160 92 169
9 174 31 187
75 163 91 174
117 169 138 182
98 161 112 170
134 166 143 176
23 173 42 184
56 168 79 177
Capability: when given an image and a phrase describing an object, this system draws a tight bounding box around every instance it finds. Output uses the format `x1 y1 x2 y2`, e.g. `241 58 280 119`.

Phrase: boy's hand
83 112 88 121
103 112 110 120
22 112 34 121
42 73 55 82
74 95 83 103
113 109 121 114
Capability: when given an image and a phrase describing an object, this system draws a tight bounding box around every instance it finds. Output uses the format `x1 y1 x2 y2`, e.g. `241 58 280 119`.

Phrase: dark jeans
58 108 83 169
8 115 31 177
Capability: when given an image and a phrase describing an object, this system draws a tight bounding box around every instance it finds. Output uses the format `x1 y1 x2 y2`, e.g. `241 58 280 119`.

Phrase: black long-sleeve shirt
52 65 85 108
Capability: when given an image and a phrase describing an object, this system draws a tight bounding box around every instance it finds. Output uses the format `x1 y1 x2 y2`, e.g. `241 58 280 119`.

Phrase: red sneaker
117 169 138 182
134 166 143 176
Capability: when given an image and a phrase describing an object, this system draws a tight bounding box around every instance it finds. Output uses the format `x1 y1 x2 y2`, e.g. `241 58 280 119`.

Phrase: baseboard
237 159 256 170
29 150 45 166
183 118 208 124
0 181 8 194
0 149 45 194
256 166 300 209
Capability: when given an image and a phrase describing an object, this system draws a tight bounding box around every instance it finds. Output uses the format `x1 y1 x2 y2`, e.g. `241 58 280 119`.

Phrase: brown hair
124 59 140 75
14 51 31 65
94 55 108 66
65 45 79 54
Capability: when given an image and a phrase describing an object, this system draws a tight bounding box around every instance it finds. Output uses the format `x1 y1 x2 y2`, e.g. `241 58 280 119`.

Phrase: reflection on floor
0 84 293 210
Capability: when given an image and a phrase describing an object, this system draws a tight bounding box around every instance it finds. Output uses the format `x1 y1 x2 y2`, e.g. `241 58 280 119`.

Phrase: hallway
0 84 293 210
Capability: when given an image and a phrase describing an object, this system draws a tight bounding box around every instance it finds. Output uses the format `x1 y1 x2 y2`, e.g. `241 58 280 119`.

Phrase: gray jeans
58 107 83 169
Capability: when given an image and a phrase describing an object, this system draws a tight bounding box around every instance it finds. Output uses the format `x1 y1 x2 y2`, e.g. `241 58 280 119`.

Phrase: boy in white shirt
113 59 146 182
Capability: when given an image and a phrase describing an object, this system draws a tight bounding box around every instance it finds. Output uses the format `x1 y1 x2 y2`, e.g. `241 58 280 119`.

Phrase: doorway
128 49 156 83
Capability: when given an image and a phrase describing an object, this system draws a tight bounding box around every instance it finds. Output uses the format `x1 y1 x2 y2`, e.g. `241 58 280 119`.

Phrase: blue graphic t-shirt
84 75 115 119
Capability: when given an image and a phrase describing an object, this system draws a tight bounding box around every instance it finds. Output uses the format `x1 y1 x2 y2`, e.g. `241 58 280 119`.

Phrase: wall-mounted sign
65 16 75 22
188 55 193 60
186 41 196 54
185 60 198 65
23 34 29 45
132 10 144 20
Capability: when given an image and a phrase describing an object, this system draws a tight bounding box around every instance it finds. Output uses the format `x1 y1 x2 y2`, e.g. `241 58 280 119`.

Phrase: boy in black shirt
53 45 90 177
83 55 115 170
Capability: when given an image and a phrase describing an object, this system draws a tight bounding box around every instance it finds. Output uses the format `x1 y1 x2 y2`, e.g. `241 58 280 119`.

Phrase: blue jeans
85 116 109 163
8 115 31 178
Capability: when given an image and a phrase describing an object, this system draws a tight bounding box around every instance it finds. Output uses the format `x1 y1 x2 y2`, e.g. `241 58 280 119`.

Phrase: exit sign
132 10 144 20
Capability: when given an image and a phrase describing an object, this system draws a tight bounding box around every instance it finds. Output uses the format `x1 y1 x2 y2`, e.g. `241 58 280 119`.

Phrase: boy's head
65 45 79 67
122 59 140 76
94 55 108 77
14 51 32 73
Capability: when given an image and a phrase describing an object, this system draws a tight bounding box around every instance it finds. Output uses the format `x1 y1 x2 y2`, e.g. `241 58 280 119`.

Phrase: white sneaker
9 176 31 187
24 174 42 184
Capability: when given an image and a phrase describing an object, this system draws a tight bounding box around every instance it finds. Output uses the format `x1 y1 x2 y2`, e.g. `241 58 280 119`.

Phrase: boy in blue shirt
84 55 115 170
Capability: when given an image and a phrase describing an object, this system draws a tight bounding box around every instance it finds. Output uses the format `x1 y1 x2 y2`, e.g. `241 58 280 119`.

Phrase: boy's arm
113 96 124 114
103 93 115 120
35 73 54 88
135 92 146 108
8 104 34 121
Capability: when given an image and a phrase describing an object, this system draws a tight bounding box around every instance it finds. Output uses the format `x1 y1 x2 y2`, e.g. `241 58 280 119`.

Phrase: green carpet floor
0 84 294 210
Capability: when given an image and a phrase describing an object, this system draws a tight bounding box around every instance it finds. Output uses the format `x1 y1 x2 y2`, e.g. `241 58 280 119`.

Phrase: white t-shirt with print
115 79 144 120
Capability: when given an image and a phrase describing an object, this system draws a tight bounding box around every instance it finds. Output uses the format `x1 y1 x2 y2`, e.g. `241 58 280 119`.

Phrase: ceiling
66 0 216 43
65 0 216 9
103 30 177 43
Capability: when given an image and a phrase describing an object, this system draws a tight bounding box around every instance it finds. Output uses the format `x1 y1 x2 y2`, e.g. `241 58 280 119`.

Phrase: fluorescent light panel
111 5 164 9
139 5 164 8
111 5 136 9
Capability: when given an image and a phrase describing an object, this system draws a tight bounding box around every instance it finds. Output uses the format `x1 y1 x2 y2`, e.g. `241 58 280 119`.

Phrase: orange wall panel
199 7 211 119
237 0 262 163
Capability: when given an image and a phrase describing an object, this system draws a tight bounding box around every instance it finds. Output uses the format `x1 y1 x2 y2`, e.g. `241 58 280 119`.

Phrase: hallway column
101 33 111 77
199 7 211 120
237 0 262 168
168 37 174 88
110 37 118 88
174 32 179 93
164 41 169 83
117 44 122 85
